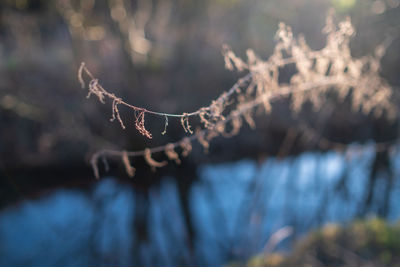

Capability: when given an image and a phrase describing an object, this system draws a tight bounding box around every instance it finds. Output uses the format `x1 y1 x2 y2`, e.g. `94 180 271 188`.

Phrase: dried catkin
180 137 192 157
222 115 242 137
111 99 126 129
122 151 135 177
85 11 397 179
78 62 85 88
144 148 167 171
135 110 152 139
165 143 181 164
180 113 193 134
196 129 209 153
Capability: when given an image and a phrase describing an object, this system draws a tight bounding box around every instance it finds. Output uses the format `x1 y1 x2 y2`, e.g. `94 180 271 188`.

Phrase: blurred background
1 0 400 266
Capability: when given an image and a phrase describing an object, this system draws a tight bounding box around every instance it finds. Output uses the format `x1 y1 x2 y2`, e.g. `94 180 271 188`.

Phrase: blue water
1 144 400 266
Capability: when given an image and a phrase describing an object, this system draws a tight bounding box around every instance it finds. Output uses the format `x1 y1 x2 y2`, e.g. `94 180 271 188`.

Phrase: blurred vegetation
235 218 400 267
0 1 400 266
0 0 399 171
0 0 399 221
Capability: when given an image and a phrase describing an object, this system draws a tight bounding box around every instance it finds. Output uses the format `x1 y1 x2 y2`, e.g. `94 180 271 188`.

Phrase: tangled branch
82 11 397 178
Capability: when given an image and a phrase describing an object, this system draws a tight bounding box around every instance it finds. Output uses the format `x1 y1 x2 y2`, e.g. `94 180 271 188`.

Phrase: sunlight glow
332 0 357 10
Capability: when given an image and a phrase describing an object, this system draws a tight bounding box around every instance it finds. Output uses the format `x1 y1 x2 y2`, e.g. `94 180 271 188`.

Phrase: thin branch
78 54 320 136
82 13 397 178
78 62 251 119
89 77 379 177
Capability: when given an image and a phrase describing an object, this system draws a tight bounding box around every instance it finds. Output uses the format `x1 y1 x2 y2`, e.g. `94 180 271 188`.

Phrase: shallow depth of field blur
1 0 400 266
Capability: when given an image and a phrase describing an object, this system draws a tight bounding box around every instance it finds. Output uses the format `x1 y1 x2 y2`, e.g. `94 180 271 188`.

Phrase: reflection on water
1 143 400 266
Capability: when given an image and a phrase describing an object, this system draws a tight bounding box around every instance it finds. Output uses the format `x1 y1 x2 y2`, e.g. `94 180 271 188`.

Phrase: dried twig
81 12 397 178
